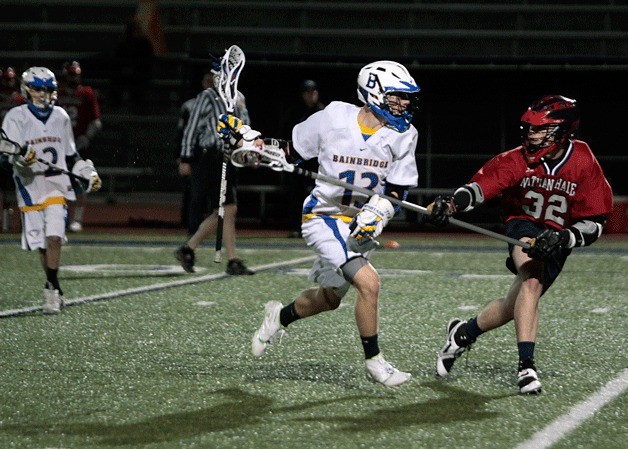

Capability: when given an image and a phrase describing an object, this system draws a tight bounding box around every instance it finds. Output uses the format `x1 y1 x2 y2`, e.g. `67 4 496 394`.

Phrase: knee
354 273 381 303
520 277 543 298
47 236 61 245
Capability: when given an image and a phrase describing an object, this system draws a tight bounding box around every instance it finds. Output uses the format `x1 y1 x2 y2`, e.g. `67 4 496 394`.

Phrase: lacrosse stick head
230 140 293 173
216 45 245 113
0 129 22 155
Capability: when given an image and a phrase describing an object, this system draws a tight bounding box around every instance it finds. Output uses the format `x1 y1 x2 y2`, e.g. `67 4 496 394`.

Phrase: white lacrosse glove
347 195 395 253
10 145 37 168
216 114 261 148
8 154 35 183
72 159 102 193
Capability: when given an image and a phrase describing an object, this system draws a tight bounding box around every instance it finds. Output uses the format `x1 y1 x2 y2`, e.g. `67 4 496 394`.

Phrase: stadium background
2 0 627 232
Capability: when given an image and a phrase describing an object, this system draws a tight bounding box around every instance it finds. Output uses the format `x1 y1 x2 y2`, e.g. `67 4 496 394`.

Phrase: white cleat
365 354 411 387
68 221 83 233
251 301 285 357
43 286 62 315
518 367 542 394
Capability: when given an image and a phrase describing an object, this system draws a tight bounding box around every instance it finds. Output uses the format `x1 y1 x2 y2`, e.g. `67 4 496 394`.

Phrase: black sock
361 334 380 360
279 302 301 328
518 342 536 364
46 268 63 296
464 317 485 341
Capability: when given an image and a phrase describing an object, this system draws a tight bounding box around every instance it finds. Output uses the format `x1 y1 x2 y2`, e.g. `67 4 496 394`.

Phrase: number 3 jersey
292 101 419 218
468 140 613 230
3 105 78 209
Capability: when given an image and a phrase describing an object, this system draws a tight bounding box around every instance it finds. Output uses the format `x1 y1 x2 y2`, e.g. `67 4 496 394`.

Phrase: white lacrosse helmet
21 67 58 112
357 60 420 132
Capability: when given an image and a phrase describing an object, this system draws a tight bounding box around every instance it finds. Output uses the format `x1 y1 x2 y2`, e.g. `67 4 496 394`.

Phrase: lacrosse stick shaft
0 130 90 184
214 153 229 263
292 166 529 249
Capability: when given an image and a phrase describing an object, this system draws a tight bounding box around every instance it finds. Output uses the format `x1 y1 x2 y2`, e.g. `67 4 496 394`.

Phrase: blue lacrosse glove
216 114 261 148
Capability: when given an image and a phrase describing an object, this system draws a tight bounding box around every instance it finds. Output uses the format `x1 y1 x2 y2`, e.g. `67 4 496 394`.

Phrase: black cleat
226 258 254 275
436 318 475 377
174 245 195 273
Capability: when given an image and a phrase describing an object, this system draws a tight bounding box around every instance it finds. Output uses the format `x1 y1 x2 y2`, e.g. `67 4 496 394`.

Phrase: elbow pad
453 182 484 212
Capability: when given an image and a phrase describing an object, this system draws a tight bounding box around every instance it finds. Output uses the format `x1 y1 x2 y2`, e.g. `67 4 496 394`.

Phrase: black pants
187 150 238 236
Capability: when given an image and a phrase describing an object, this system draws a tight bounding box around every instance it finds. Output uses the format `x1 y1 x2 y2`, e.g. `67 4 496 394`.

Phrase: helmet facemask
24 85 57 111
521 123 564 162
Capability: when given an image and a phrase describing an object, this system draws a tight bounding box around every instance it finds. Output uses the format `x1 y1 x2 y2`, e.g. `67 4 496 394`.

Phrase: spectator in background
134 0 168 56
278 80 325 238
110 19 154 110
0 66 24 232
0 67 23 124
173 66 215 229
56 61 102 232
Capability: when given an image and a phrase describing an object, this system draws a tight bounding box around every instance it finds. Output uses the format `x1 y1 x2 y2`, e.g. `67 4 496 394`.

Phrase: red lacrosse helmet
520 95 579 165
1 67 17 88
62 60 81 76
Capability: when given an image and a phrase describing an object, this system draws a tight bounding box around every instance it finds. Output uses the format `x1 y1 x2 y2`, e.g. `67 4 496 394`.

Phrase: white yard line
515 368 628 449
0 255 316 318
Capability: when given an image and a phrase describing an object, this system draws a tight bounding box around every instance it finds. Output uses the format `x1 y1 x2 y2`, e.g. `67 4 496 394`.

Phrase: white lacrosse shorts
21 204 68 251
301 215 368 297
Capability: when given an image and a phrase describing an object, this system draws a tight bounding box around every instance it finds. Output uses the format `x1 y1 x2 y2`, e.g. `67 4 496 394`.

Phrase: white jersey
292 101 419 217
3 105 77 208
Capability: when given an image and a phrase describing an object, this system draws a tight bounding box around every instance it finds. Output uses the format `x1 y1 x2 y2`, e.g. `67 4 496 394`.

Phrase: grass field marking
0 255 316 318
515 368 628 449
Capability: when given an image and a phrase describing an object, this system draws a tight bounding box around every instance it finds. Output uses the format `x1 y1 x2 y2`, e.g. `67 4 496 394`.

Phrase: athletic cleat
68 221 83 233
43 283 62 315
518 358 542 394
436 318 474 377
251 301 284 357
365 354 411 387
174 245 195 273
226 258 254 275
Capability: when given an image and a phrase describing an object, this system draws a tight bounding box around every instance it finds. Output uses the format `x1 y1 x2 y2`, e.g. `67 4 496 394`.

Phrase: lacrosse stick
231 142 530 249
0 128 90 184
214 45 245 263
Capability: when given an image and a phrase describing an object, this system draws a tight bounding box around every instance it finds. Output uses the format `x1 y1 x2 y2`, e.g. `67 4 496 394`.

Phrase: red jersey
56 84 101 138
470 140 613 230
0 88 24 126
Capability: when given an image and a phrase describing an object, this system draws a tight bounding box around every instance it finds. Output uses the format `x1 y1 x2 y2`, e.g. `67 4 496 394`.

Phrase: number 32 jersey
292 101 419 218
470 140 613 230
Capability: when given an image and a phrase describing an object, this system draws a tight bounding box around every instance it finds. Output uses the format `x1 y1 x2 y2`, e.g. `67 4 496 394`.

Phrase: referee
174 57 254 276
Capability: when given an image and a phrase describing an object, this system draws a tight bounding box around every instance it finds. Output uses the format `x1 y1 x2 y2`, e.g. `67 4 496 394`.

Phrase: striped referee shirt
180 87 250 162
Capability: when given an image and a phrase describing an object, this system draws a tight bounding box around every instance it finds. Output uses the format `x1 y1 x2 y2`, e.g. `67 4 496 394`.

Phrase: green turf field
0 232 626 449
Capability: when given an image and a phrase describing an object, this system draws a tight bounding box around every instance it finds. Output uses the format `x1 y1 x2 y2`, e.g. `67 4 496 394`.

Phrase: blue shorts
504 219 571 295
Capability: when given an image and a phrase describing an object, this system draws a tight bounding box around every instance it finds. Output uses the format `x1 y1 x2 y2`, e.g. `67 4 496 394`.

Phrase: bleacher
1 1 627 228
